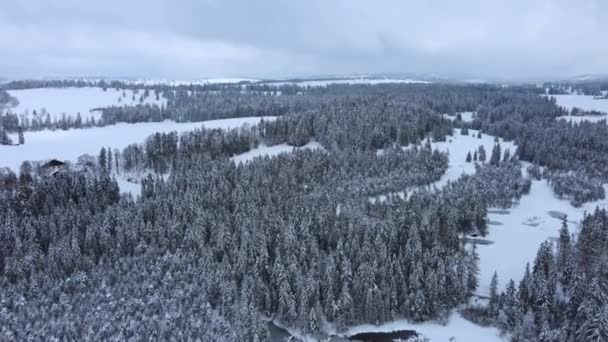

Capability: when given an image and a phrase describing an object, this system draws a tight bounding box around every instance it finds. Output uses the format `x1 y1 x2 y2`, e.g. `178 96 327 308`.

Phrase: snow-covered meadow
549 94 608 113
6 87 166 122
0 117 274 171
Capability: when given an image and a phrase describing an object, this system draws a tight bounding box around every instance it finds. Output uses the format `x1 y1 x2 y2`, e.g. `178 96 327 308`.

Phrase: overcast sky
1 0 607 80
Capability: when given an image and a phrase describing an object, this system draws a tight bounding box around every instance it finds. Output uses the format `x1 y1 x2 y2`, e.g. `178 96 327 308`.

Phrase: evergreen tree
488 271 499 316
478 145 487 163
489 143 501 166
99 147 107 173
18 126 24 145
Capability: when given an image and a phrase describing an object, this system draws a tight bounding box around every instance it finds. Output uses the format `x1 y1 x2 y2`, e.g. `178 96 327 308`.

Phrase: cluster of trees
548 172 605 207
462 90 608 204
476 210 608 341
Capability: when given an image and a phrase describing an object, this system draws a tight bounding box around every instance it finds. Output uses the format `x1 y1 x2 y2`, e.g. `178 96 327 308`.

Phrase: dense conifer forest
1 81 608 340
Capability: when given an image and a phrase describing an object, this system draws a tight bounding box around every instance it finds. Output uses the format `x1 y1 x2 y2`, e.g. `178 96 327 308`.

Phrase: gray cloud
1 0 607 80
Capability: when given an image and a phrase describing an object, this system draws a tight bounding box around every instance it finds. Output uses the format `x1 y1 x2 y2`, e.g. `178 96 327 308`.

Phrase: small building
41 159 67 174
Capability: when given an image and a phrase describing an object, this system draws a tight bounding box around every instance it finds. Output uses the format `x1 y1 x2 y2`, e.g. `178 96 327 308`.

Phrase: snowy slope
0 117 274 171
6 87 166 122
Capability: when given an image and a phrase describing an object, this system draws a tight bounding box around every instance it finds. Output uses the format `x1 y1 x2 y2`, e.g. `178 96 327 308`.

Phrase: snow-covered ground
0 117 274 172
429 130 516 189
231 141 323 164
344 312 503 342
477 178 608 295
548 94 608 113
6 87 166 122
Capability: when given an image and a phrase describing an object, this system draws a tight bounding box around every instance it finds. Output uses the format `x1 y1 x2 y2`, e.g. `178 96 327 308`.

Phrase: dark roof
42 159 67 168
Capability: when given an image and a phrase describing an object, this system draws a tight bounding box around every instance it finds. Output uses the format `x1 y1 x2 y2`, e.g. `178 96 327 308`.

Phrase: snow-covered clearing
371 129 516 202
444 111 476 122
231 141 323 164
429 129 516 189
477 179 608 295
344 312 503 342
548 94 608 113
6 87 166 122
0 117 274 172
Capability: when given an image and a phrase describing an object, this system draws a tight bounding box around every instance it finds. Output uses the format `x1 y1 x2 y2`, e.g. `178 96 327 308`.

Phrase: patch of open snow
231 141 323 164
477 179 608 295
0 116 275 172
6 87 167 122
428 129 516 190
444 111 476 122
547 94 608 113
344 312 503 342
114 176 142 197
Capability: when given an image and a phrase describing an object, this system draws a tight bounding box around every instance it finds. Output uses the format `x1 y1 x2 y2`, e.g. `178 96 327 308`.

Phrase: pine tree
466 151 472 163
18 126 24 145
467 245 480 296
478 145 487 163
488 271 499 316
489 143 501 166
99 147 107 173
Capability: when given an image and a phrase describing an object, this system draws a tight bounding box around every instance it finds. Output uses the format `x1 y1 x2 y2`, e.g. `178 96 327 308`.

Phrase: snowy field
6 87 166 122
231 141 323 164
0 117 274 171
548 94 608 113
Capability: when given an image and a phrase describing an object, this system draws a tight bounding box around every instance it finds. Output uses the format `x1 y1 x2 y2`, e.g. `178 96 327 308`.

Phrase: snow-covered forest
1 80 608 341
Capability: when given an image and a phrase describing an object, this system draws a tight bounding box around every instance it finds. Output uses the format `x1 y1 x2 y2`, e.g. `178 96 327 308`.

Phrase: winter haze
1 0 607 80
